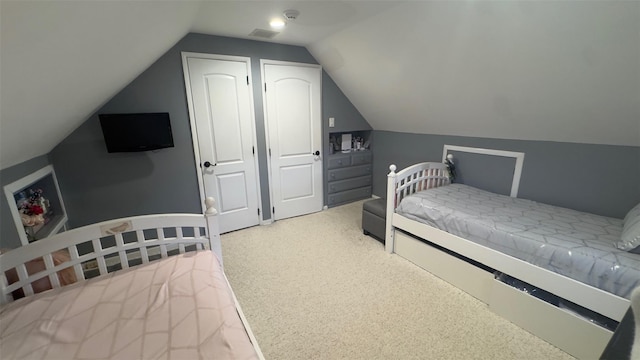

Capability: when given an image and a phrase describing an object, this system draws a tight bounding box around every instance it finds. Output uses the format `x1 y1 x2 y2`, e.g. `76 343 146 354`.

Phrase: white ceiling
1 1 638 170
190 1 399 46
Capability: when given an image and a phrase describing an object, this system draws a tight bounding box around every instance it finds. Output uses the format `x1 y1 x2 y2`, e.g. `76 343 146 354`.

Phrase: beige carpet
221 200 575 360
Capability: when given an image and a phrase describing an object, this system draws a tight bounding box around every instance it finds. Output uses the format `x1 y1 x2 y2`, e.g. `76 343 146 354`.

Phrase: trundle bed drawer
394 230 494 304
394 230 614 359
489 280 612 359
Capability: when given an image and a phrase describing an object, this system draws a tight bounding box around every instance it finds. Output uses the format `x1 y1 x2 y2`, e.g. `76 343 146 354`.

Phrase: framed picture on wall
3 165 68 245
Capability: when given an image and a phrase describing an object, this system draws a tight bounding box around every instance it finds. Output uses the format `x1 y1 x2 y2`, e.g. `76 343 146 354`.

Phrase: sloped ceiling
309 1 640 147
0 1 201 169
1 1 638 170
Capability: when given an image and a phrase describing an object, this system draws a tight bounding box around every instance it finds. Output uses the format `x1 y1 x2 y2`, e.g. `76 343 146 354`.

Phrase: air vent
249 28 279 39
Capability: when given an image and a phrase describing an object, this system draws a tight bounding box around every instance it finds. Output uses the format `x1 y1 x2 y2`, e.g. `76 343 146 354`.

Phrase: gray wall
0 155 51 249
372 131 640 219
322 71 371 205
50 33 370 228
446 151 517 197
322 71 371 135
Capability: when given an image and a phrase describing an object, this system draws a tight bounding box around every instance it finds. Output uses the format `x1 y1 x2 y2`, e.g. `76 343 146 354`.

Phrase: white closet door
263 61 323 220
183 54 260 233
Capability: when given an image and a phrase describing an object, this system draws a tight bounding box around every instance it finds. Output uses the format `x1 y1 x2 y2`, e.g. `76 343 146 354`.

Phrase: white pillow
624 202 640 225
618 203 640 252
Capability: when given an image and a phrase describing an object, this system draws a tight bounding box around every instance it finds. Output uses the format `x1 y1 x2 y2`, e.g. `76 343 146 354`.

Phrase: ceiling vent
249 28 279 39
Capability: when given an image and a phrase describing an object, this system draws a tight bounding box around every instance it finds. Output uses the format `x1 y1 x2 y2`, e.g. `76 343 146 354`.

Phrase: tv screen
99 113 174 153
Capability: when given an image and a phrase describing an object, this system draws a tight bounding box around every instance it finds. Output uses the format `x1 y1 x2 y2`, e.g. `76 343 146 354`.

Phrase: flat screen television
99 113 174 153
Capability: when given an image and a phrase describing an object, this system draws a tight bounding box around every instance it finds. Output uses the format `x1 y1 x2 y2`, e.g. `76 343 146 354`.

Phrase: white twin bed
0 198 264 359
384 146 639 359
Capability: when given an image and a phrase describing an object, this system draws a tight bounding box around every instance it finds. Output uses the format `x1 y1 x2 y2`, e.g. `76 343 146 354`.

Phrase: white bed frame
0 197 265 360
384 151 631 359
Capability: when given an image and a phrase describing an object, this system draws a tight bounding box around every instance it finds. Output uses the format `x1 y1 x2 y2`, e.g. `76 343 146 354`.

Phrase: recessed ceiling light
269 19 285 29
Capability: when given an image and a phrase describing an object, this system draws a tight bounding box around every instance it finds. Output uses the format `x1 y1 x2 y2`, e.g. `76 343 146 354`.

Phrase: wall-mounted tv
99 112 174 153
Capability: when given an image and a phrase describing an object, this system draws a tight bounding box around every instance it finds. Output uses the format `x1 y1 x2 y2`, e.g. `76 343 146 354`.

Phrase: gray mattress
396 184 640 299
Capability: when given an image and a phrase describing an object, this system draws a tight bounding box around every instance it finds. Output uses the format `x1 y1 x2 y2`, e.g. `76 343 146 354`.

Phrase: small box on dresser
327 150 372 207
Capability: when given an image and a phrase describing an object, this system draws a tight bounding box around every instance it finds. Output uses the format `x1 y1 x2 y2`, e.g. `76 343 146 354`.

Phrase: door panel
275 80 313 156
264 62 322 220
206 74 244 163
280 165 314 200
217 172 248 211
184 55 260 233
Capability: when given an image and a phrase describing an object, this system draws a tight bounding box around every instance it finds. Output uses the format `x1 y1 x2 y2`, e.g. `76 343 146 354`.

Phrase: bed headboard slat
42 253 61 289
92 238 108 276
177 227 186 254
158 228 168 258
1 208 220 304
137 230 150 264
68 245 86 282
195 227 204 251
0 273 9 304
16 264 34 297
115 233 129 270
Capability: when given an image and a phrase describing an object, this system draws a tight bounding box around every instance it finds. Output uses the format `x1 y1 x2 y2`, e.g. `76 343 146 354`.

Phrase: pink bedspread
0 251 259 359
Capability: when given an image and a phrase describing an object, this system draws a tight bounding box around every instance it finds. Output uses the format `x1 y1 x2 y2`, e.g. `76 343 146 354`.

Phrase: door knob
203 161 216 168
313 150 320 156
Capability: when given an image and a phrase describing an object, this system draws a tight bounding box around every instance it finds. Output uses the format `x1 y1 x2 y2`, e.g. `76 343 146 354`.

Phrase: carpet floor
221 200 575 360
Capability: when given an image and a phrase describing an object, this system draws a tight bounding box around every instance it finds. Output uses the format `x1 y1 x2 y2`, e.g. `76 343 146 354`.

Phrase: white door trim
260 59 323 220
182 52 263 216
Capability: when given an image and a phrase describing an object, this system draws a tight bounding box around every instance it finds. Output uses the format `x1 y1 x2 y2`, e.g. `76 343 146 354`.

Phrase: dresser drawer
327 165 372 182
350 151 372 166
327 154 352 169
327 175 372 194
328 186 372 206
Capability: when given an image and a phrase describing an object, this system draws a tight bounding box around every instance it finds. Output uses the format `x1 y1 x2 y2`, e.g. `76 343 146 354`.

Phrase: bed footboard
385 162 450 253
0 198 220 304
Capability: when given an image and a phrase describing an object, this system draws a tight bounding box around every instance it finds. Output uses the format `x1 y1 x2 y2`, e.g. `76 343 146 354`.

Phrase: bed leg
385 229 395 253
204 197 223 266
385 164 397 254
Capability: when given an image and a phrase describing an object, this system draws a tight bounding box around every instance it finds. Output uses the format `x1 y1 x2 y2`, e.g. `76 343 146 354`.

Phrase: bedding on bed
395 183 640 299
0 251 259 360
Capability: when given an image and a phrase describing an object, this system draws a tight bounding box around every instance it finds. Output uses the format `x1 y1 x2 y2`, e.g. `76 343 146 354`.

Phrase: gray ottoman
362 198 387 243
